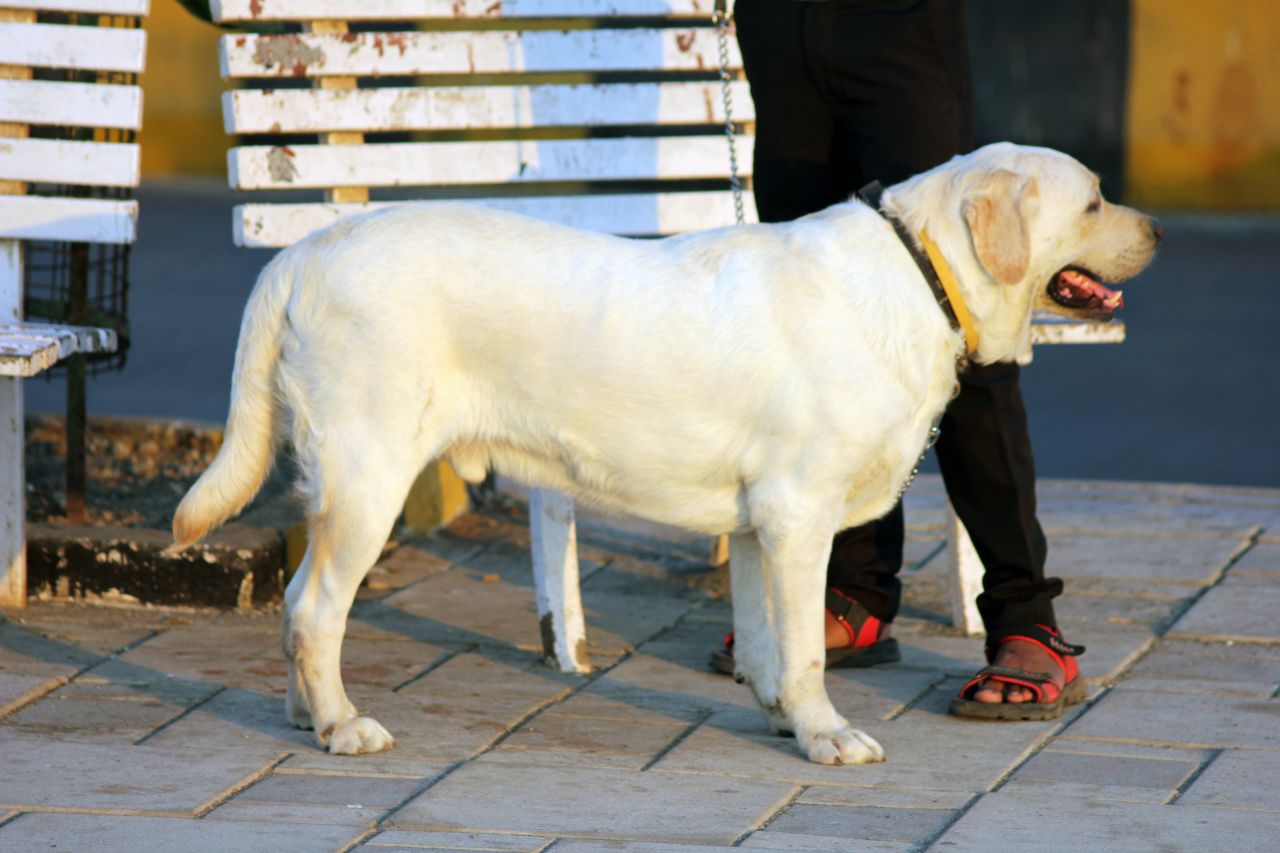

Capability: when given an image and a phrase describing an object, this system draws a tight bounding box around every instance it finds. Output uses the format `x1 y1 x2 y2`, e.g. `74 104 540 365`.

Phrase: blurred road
25 180 1280 490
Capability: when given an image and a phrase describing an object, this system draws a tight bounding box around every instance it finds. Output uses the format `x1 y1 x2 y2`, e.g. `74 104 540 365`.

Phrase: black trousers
735 0 1060 633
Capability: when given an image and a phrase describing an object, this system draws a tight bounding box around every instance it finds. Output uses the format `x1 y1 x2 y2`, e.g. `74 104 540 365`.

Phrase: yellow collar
918 229 980 357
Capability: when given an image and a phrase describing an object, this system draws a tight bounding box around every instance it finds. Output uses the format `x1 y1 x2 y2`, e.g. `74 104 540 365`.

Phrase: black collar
856 181 964 339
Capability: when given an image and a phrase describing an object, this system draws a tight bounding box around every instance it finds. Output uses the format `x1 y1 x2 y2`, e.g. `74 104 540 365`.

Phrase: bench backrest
0 0 146 248
212 0 758 248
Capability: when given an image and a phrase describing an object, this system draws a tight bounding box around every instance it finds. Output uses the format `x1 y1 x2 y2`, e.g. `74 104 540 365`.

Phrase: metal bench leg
529 488 590 674
947 502 984 636
1 240 26 607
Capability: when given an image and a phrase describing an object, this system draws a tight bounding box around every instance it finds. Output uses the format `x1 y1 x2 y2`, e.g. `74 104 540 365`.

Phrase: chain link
713 0 745 227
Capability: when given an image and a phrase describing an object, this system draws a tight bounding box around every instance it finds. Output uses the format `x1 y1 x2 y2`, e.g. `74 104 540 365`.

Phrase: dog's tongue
1057 269 1124 311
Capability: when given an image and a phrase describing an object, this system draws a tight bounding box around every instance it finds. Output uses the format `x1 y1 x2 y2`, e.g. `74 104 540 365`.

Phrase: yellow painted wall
1126 0 1280 210
139 1 227 176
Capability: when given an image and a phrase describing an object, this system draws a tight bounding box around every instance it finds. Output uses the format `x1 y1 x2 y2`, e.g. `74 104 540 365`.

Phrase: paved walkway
2 477 1279 852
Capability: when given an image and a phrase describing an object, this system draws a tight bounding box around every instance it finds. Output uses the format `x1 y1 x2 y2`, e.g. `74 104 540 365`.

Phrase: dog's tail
172 250 296 547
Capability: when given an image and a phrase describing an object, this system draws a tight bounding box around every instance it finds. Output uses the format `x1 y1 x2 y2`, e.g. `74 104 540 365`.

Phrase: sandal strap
986 623 1084 665
825 588 883 650
959 664 1057 704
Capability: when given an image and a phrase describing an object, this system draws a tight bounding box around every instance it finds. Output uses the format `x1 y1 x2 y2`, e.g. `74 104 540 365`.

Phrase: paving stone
587 651 762 723
145 672 565 763
479 746 658 771
739 831 909 851
400 648 581 699
205 799 385 827
140 685 318 753
580 555 719 599
1051 589 1185 629
798 787 974 809
8 692 189 736
392 763 797 845
652 678 1063 791
235 773 425 807
1120 639 1280 695
1044 739 1215 763
1005 749 1200 798
119 621 451 698
277 752 452 779
117 622 285 696
763 802 954 844
0 732 281 815
497 708 689 763
1230 539 1280 580
1167 578 1280 643
532 690 704 726
364 546 453 592
1044 531 1247 585
7 656 220 736
364 829 554 850
380 568 690 654
2 602 167 655
933 789 1280 851
0 616 103 676
0 672 64 717
1065 688 1280 748
0 813 364 852
1177 749 1280 811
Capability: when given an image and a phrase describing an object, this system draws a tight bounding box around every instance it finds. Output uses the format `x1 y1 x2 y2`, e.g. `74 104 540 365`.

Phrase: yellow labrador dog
174 143 1160 765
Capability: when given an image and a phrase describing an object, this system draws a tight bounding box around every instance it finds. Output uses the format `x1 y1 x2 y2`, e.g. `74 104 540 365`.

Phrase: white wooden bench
209 0 1121 668
0 0 143 607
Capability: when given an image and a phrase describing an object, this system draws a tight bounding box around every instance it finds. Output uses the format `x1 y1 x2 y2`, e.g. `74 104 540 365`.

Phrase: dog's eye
1086 198 1102 214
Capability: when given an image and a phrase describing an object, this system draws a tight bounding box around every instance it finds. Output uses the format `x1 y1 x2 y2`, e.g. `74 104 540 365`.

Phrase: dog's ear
963 169 1039 285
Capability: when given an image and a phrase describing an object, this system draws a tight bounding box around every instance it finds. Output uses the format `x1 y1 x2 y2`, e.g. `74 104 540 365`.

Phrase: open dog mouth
1047 266 1124 320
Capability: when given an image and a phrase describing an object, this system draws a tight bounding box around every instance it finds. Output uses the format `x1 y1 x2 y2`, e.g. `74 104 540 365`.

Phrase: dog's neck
856 181 980 358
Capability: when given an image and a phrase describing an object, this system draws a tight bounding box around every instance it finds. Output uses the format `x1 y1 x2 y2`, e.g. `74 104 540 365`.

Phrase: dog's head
886 142 1162 364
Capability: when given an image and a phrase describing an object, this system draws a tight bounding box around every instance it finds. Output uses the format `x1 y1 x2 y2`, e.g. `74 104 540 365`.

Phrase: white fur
174 143 1159 763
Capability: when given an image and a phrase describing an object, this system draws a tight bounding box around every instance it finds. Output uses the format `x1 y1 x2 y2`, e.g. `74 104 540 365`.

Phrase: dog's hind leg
742 501 886 766
283 440 424 755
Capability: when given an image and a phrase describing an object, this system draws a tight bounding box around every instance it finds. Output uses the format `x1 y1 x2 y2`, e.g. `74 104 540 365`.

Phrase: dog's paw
798 725 885 766
321 716 396 755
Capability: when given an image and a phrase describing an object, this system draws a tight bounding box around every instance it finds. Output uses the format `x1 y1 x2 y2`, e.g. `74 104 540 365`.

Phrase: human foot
710 588 900 675
948 625 1086 721
972 638 1062 703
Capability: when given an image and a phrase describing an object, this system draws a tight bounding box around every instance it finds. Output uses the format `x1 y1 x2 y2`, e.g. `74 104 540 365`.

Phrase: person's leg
734 0 846 224
938 363 1079 706
820 0 972 623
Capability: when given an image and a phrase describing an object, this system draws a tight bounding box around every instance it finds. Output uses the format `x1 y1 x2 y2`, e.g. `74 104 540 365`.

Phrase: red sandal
949 624 1086 721
710 588 901 675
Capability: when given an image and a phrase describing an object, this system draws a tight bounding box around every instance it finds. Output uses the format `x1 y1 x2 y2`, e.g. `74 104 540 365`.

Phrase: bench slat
0 79 142 131
212 0 719 23
1 0 149 14
0 195 137 243
0 321 118 378
0 22 146 74
232 193 759 246
0 137 140 188
1029 313 1125 344
225 81 755 134
221 29 740 79
229 136 755 190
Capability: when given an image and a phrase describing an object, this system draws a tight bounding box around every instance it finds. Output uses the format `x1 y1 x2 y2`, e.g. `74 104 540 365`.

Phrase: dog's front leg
739 518 885 766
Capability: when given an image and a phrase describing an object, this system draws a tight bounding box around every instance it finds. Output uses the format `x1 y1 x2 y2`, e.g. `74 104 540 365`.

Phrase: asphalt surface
25 180 1280 490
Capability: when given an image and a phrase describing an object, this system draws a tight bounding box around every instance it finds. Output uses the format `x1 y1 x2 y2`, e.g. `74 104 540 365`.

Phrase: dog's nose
1150 217 1165 243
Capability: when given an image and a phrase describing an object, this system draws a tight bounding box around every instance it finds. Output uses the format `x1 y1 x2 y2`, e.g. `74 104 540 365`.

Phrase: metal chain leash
713 0 745 226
